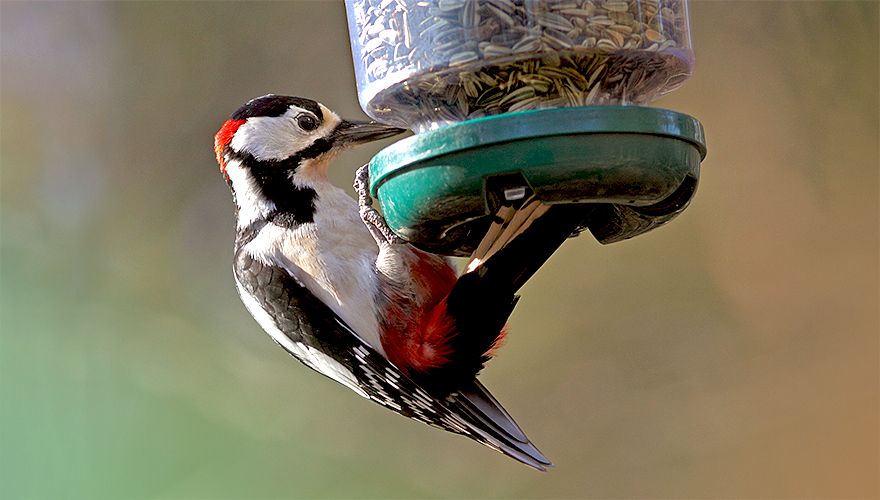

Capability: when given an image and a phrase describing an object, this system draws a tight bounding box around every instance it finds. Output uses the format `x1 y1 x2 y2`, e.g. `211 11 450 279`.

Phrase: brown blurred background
1 1 877 498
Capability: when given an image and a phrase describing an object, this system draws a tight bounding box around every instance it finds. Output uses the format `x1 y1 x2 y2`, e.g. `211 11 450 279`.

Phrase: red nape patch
214 119 246 171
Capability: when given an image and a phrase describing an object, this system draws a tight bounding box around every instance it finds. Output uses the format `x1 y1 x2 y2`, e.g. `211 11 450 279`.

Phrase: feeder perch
345 0 707 255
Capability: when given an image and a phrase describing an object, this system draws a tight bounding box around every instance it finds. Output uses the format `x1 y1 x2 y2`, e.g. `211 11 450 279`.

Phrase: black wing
233 249 552 470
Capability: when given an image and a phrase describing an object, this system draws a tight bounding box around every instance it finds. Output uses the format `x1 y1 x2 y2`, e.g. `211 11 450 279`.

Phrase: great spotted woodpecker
214 94 580 470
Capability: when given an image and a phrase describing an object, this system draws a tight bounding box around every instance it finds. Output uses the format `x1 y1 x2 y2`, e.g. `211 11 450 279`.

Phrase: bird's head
213 95 404 226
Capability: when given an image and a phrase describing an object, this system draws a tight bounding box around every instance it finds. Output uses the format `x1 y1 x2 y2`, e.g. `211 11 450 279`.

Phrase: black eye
296 114 318 131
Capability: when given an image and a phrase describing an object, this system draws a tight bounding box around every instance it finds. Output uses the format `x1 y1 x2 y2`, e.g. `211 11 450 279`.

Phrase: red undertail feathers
380 249 514 394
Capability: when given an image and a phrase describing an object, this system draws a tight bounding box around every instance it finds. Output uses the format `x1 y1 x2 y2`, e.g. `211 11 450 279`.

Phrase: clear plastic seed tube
346 0 694 132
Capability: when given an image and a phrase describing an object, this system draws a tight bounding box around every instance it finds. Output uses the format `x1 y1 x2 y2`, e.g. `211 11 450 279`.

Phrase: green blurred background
1 1 877 498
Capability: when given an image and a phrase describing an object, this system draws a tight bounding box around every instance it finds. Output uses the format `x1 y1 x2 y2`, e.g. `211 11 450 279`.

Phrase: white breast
242 182 385 355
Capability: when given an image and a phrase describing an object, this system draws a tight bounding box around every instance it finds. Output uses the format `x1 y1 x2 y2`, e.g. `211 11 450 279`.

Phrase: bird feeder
346 0 706 255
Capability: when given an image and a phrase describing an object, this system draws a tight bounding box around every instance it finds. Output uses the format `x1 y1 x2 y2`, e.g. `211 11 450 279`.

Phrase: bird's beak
331 120 406 147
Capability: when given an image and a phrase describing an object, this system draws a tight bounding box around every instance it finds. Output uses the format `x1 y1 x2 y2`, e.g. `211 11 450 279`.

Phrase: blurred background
1 1 877 498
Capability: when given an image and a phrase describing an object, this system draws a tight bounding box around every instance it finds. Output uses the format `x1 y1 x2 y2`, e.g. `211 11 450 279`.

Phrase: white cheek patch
230 105 341 162
230 112 307 161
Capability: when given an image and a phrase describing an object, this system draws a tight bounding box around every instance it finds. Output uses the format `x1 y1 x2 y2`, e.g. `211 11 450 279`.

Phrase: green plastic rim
370 105 706 195
367 105 707 255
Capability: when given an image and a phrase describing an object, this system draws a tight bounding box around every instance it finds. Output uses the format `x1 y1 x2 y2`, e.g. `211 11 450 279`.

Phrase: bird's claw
355 163 404 246
354 163 373 208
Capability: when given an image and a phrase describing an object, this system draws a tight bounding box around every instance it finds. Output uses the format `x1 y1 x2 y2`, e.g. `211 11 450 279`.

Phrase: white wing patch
235 277 369 399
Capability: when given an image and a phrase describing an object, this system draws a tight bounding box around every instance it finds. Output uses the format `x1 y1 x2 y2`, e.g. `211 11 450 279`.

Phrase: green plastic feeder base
369 106 707 256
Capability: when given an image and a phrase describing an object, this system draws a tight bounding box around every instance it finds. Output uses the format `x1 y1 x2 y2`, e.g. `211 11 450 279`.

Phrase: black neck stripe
224 143 333 227
225 137 332 171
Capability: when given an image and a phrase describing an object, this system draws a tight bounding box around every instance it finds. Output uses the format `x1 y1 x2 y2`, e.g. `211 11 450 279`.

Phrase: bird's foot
355 163 405 246
354 163 373 208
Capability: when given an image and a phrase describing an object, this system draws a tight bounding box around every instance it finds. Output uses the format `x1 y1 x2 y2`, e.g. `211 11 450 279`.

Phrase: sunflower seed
605 28 625 47
537 12 575 32
485 3 515 26
363 36 385 53
482 43 514 56
596 38 618 50
486 0 515 14
645 28 664 43
461 0 479 28
603 1 630 13
512 35 542 53
499 85 536 106
508 96 541 112
542 29 575 50
449 51 479 66
609 24 633 35
438 0 465 11
550 1 578 11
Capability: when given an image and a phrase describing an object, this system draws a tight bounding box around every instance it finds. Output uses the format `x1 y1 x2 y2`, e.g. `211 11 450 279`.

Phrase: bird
213 94 585 470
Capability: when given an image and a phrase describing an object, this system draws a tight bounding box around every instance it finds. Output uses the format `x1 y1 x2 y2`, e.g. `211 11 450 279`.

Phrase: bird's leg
355 163 404 246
